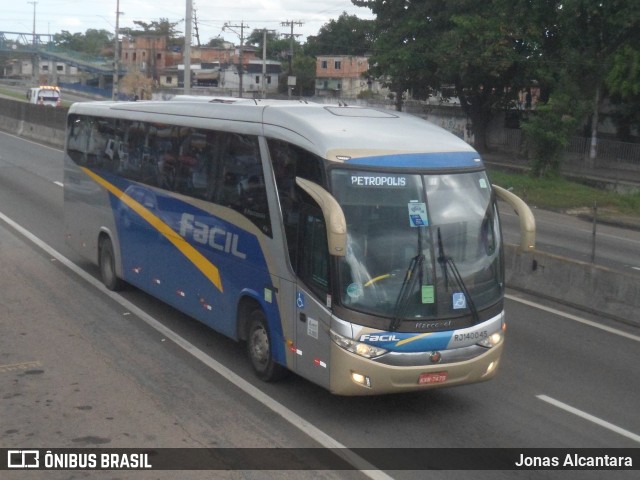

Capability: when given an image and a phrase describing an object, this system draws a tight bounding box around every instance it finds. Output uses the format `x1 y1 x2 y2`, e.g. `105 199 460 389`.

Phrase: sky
1 0 374 45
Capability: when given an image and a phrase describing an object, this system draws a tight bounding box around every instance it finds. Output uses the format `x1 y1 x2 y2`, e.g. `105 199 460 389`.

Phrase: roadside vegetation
0 87 28 101
488 168 640 220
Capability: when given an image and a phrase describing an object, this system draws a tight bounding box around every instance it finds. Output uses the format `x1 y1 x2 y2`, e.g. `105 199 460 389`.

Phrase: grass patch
0 87 29 101
487 168 640 217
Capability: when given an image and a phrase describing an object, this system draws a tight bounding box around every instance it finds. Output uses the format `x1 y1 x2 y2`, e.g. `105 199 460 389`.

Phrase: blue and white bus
64 98 534 395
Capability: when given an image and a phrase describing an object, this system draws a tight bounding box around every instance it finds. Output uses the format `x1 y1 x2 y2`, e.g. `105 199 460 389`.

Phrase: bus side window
269 139 298 269
268 139 328 273
297 206 330 298
219 133 272 236
67 115 88 165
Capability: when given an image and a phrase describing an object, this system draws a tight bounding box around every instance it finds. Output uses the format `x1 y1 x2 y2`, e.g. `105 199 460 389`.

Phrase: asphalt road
498 201 640 276
1 131 639 479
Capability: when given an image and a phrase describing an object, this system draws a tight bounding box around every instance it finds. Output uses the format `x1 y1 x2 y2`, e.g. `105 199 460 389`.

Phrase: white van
27 86 61 107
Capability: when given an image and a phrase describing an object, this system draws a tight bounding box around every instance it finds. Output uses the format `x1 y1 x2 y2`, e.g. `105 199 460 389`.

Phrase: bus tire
246 309 287 382
99 236 124 291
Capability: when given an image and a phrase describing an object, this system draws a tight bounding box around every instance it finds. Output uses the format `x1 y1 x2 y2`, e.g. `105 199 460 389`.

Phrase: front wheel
246 309 287 382
99 237 124 291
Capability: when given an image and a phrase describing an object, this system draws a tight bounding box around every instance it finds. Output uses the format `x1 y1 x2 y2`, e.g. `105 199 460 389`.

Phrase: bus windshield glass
331 168 503 325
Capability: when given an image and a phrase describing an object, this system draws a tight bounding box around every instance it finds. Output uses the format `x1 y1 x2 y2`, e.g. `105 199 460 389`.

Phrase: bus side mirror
295 177 347 257
492 184 536 252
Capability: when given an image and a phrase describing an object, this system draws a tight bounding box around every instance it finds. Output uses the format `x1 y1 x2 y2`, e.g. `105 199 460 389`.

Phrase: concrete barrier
0 97 66 149
0 97 638 325
504 244 640 326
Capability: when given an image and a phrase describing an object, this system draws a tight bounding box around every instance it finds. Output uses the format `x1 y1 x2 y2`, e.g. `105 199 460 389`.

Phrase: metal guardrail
498 128 640 169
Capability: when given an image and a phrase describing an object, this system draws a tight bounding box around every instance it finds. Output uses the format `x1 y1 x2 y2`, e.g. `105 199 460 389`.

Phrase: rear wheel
246 309 286 382
99 237 124 291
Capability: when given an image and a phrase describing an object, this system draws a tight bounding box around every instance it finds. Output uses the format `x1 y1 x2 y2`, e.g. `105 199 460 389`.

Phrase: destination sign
350 175 407 187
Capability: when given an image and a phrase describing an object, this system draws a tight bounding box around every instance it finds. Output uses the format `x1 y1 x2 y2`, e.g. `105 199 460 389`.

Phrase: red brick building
315 55 376 98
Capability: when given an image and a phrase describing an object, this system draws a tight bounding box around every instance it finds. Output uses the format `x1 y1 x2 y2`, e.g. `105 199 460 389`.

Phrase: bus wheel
99 237 124 291
246 309 286 382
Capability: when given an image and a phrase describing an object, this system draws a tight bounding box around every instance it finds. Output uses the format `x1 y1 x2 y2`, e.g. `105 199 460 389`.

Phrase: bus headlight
477 331 503 348
330 331 387 359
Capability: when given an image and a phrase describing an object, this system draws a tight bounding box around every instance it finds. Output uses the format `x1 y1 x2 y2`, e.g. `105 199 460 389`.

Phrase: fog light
484 360 498 377
351 372 371 388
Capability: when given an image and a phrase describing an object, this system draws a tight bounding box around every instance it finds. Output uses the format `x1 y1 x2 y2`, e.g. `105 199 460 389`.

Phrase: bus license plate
418 372 448 385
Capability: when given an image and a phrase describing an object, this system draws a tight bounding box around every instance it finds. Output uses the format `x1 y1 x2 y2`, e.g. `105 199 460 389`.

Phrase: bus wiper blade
437 227 449 289
437 227 479 324
390 254 424 331
445 256 479 324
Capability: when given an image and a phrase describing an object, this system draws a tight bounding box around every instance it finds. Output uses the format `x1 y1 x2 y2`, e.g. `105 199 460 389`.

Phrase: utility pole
261 29 276 99
112 0 122 100
28 1 37 85
193 4 201 47
184 0 193 95
223 21 248 98
262 29 267 99
280 20 302 76
28 1 37 45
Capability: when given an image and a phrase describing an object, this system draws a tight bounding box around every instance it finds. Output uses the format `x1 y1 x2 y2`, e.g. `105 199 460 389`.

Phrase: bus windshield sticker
296 292 305 309
347 283 363 299
421 285 435 304
452 292 467 309
408 201 429 227
479 178 488 189
307 317 319 339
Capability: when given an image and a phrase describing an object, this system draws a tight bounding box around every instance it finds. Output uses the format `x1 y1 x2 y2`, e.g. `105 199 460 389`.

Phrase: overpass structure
0 30 121 76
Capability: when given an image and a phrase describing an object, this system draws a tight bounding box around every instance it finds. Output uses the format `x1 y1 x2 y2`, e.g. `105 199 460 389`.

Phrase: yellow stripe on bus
394 332 433 347
81 167 223 292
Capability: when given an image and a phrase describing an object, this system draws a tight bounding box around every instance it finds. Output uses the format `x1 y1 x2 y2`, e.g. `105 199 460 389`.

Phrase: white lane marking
0 210 392 480
54 181 64 187
505 293 640 342
537 395 640 444
0 130 63 152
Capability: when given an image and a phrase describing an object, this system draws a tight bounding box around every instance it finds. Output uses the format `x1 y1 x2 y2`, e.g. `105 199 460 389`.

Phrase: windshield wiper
389 253 424 331
437 227 479 324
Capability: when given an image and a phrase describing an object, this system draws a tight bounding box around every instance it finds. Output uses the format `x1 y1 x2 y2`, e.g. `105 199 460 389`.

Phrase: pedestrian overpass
0 30 120 76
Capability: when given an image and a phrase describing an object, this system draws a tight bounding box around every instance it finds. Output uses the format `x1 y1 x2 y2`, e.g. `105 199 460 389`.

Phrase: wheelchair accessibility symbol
452 292 467 310
296 292 305 309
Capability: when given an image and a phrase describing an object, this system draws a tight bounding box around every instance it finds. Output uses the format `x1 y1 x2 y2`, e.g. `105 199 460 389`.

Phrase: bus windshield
331 168 503 326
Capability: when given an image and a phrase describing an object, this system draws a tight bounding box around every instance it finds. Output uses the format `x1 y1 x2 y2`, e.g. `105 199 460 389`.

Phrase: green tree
351 0 444 110
246 30 293 62
521 94 578 177
434 1 534 151
304 12 374 57
207 37 227 48
53 29 113 55
354 0 534 150
291 54 317 96
125 18 182 37
121 18 183 48
554 0 640 159
606 46 640 140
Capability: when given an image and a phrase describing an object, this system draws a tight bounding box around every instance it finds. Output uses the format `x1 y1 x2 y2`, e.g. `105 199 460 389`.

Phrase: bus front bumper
328 340 504 396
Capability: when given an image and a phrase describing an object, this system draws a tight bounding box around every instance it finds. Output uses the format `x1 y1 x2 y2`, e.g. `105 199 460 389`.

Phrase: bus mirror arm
295 177 347 257
492 184 536 252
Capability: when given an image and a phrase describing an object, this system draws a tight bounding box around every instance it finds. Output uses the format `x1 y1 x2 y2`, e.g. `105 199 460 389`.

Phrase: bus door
292 204 332 389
